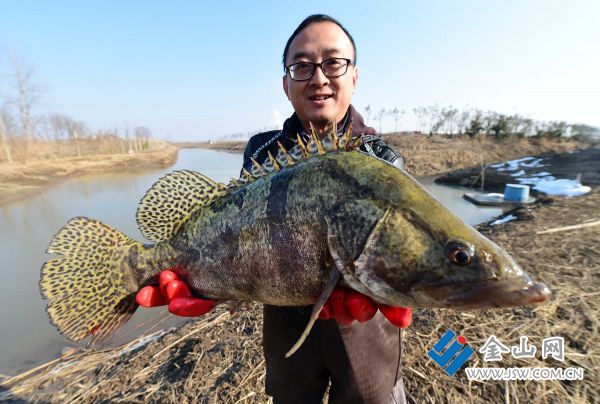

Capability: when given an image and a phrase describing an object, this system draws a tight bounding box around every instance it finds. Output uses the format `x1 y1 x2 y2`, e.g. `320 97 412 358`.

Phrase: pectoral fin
285 267 340 358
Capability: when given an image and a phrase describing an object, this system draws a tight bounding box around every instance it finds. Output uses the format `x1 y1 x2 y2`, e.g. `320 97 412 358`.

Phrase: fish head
336 153 552 309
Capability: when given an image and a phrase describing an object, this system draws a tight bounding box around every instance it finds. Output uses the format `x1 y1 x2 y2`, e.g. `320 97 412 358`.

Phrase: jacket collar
282 105 376 142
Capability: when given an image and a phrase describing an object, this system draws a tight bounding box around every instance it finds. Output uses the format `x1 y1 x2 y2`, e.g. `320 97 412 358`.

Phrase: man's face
283 21 358 132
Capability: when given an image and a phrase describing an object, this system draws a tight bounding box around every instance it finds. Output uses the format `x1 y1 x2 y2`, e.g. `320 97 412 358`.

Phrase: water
0 149 504 375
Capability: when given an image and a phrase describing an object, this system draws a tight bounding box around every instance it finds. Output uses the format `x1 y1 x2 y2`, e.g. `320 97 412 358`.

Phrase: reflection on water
0 149 504 375
0 149 243 375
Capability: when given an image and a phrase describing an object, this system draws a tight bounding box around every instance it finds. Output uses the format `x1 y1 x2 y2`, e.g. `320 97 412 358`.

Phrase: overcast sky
1 0 598 140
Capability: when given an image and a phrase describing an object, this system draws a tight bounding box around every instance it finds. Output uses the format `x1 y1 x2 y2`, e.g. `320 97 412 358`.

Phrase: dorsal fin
136 170 227 242
136 123 364 242
231 122 362 189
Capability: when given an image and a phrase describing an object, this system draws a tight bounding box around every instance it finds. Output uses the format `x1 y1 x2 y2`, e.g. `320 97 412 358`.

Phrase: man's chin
304 114 337 132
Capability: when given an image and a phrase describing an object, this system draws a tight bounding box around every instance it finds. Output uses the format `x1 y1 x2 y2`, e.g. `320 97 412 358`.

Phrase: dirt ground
0 144 178 206
1 138 598 403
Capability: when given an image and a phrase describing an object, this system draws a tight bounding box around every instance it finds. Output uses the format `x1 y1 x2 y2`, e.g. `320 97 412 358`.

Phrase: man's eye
293 63 312 72
324 60 343 71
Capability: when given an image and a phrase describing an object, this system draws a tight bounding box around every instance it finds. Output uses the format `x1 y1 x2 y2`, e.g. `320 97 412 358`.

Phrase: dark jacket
242 105 403 174
242 106 406 404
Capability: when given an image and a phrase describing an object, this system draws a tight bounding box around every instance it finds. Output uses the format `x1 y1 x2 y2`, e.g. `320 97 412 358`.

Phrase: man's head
282 15 358 133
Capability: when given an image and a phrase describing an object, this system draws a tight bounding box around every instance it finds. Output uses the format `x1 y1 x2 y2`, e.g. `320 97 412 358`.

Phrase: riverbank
0 143 178 206
1 136 588 207
436 148 599 192
175 141 246 152
181 135 590 177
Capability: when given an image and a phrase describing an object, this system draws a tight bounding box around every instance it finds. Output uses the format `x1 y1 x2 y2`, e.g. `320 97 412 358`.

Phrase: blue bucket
504 184 530 202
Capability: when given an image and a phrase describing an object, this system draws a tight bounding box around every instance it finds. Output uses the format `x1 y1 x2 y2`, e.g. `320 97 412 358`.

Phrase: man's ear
283 75 290 100
352 66 359 89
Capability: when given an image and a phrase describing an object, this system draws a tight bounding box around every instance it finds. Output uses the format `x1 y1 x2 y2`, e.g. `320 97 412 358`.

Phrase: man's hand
135 269 217 317
318 287 412 328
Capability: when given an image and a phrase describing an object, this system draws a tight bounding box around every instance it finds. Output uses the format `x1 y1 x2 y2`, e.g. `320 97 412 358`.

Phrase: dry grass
0 141 178 205
181 135 590 177
1 137 162 164
1 189 597 403
382 134 589 177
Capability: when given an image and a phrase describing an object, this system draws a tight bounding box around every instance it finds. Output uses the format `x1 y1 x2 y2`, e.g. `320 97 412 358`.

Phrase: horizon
1 1 599 141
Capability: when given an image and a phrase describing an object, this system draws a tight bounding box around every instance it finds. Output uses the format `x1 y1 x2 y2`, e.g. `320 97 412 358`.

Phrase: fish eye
449 248 472 265
445 241 474 266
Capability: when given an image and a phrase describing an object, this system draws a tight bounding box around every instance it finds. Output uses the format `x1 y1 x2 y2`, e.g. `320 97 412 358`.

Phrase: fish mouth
415 278 552 308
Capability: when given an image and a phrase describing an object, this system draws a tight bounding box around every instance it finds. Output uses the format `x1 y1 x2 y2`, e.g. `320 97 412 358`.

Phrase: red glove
135 269 217 317
318 287 412 328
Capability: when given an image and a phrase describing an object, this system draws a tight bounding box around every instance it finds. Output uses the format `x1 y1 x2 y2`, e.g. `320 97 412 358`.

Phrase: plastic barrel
504 184 530 202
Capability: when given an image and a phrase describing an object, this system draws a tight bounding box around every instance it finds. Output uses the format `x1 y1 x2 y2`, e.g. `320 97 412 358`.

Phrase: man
137 14 411 404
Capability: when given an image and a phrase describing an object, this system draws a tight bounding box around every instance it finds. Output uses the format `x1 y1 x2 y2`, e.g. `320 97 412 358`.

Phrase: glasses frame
285 58 352 81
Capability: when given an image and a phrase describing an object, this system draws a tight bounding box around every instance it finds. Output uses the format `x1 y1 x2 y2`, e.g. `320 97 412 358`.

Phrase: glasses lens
289 62 314 80
322 59 348 77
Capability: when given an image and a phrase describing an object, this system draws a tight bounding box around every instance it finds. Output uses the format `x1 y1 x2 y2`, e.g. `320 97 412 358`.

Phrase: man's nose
309 64 329 86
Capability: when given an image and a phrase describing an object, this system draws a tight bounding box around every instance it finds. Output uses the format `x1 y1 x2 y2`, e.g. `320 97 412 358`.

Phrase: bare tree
455 110 471 135
134 126 152 150
389 107 401 133
9 52 44 162
427 105 444 135
375 108 386 133
413 107 428 132
441 107 458 136
0 110 13 163
364 105 372 125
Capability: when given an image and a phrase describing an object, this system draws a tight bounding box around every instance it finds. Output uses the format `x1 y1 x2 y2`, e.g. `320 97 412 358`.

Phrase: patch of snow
510 170 526 177
520 158 546 168
490 214 517 226
517 175 556 185
533 179 591 197
491 156 547 172
492 157 533 171
531 171 552 177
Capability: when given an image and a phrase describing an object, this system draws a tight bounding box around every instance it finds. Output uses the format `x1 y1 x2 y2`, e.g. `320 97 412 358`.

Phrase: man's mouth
309 94 333 101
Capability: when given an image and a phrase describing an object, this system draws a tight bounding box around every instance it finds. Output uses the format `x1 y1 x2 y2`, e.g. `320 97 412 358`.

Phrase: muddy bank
435 148 600 193
0 144 178 206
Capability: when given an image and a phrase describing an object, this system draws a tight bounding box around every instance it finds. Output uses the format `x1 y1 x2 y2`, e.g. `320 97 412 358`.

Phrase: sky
0 0 599 141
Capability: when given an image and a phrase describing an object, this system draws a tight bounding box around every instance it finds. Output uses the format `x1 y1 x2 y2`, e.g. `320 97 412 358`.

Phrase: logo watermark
427 330 585 381
427 329 474 376
464 367 584 381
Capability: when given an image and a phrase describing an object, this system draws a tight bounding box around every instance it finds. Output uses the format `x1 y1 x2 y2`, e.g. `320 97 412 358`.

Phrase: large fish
40 125 551 357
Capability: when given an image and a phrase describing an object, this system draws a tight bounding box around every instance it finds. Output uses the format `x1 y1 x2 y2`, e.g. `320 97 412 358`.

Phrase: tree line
364 104 600 140
0 52 155 164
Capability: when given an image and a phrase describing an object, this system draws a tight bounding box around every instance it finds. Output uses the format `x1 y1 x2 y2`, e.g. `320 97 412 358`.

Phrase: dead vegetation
381 133 589 177
1 189 598 403
183 135 590 178
0 141 178 205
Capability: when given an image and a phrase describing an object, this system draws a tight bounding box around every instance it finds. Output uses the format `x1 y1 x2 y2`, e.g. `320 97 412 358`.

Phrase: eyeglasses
286 58 352 81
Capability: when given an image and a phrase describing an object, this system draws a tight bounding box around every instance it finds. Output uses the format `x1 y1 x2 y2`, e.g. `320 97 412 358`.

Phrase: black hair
282 14 357 70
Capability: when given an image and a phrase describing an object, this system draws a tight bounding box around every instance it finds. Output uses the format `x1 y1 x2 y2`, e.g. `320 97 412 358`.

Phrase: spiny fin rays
136 170 227 242
138 122 363 237
267 151 280 172
227 121 361 192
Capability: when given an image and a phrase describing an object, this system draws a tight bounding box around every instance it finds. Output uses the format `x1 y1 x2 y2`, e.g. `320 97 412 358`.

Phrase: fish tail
40 216 145 345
